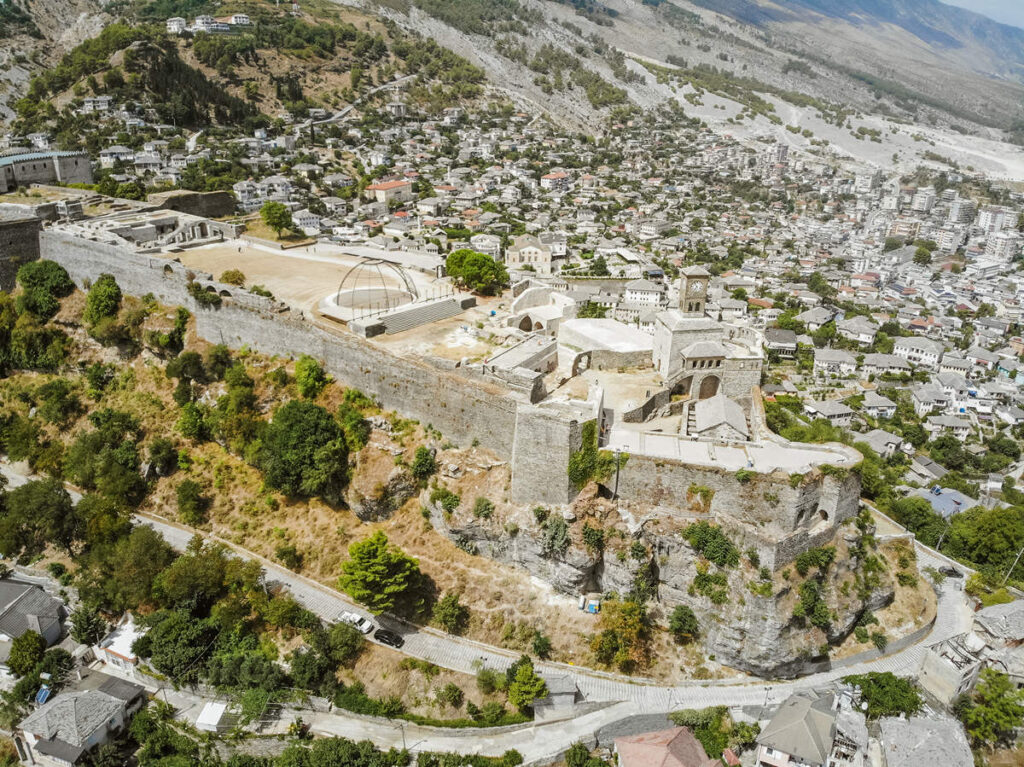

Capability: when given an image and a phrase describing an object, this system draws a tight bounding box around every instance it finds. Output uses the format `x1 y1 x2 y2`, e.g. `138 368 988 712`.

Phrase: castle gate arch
698 375 720 400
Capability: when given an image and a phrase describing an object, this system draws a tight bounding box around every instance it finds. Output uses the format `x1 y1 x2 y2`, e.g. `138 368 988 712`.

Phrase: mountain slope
0 0 109 123
690 0 1024 79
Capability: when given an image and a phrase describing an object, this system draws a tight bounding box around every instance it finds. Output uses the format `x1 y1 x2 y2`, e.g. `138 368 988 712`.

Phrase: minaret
678 265 710 316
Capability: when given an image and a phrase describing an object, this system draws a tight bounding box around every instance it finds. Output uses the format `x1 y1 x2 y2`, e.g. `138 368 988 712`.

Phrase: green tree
669 604 699 644
959 668 1024 749
445 249 509 296
576 301 607 319
294 355 329 399
8 631 46 676
69 605 107 646
0 478 76 559
76 525 176 613
432 592 469 634
258 401 348 504
507 658 547 710
260 201 293 236
82 274 122 327
136 611 218 683
843 672 922 719
148 438 178 477
913 246 932 266
326 622 365 666
176 479 210 526
338 531 423 615
410 446 437 484
16 261 74 321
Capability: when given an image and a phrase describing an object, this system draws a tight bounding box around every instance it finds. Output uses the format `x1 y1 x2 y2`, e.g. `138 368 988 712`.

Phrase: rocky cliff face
428 493 894 678
0 0 108 124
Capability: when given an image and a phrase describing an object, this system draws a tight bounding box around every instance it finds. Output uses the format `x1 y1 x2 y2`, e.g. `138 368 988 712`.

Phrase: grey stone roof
20 690 124 752
757 690 836 767
878 716 973 767
974 600 1024 643
693 394 748 438
680 340 727 359
0 581 63 641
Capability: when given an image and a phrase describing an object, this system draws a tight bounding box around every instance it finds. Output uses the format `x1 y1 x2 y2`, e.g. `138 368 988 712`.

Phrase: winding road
0 461 975 760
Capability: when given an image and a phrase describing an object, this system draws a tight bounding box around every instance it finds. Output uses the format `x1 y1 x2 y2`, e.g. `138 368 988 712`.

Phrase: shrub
472 497 495 519
83 274 121 326
432 593 469 634
187 281 222 307
275 544 303 570
411 446 438 483
582 523 605 553
530 630 553 660
220 269 245 286
843 672 921 719
176 479 210 525
294 354 329 399
476 667 506 695
794 546 836 576
683 521 739 568
430 486 460 513
541 515 570 556
435 682 464 708
668 605 699 643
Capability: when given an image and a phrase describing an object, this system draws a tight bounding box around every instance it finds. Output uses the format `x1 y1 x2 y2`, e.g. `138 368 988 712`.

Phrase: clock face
688 280 706 296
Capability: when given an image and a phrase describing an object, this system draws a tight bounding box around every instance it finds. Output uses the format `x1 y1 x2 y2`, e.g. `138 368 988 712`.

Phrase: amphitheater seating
378 297 462 334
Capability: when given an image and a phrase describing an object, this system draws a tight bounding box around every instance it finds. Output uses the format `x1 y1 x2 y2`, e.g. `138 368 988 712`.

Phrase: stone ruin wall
0 218 41 291
614 454 862 570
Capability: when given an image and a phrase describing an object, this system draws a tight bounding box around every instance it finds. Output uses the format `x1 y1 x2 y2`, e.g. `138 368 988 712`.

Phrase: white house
894 336 944 368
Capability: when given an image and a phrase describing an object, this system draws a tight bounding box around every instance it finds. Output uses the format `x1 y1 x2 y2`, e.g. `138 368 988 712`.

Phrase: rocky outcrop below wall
428 492 894 679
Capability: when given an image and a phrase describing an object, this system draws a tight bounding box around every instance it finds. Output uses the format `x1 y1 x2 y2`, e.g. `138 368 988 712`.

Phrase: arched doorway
698 375 720 399
519 315 533 331
671 376 693 398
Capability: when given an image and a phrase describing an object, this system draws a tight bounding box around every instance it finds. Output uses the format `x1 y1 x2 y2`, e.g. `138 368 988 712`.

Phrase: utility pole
1003 543 1024 587
936 517 951 551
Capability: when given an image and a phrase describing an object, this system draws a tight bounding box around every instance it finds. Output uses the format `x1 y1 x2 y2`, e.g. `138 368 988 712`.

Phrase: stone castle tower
678 265 710 316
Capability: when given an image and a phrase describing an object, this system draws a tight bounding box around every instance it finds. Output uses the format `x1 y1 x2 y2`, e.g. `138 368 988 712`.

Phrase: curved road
0 463 974 758
132 510 972 711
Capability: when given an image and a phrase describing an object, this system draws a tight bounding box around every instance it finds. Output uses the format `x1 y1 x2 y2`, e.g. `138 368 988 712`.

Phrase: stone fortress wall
36 228 862 561
38 230 580 505
0 217 42 291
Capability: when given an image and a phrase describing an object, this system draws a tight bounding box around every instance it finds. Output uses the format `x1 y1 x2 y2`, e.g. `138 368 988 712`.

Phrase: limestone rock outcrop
428 497 894 678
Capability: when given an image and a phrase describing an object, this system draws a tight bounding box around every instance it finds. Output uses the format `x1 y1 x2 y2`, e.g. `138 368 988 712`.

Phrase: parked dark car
374 628 405 648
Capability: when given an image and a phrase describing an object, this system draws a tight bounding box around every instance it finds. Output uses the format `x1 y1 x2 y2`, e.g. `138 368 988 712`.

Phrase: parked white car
340 611 374 634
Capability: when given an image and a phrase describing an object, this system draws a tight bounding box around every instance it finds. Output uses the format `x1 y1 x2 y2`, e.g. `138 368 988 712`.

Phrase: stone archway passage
698 375 720 399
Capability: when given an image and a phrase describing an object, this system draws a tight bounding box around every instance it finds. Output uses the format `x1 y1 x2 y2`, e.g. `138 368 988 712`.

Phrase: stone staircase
379 297 461 334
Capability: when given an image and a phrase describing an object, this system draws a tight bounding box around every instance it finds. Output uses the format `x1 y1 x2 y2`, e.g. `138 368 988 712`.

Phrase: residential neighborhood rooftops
757 691 836 767
614 726 719 767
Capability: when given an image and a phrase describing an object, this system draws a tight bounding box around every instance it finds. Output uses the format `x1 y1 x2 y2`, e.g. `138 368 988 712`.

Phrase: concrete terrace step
379 297 461 334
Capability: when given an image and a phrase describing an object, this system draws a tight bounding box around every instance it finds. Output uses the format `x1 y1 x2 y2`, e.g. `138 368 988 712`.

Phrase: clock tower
678 266 710 316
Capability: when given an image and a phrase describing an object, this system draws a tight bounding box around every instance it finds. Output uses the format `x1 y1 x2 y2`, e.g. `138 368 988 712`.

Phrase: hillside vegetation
13 0 485 140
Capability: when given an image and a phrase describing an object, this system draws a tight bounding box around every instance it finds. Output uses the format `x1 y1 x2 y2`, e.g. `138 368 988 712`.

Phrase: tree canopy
338 531 423 615
445 249 509 295
258 400 349 504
